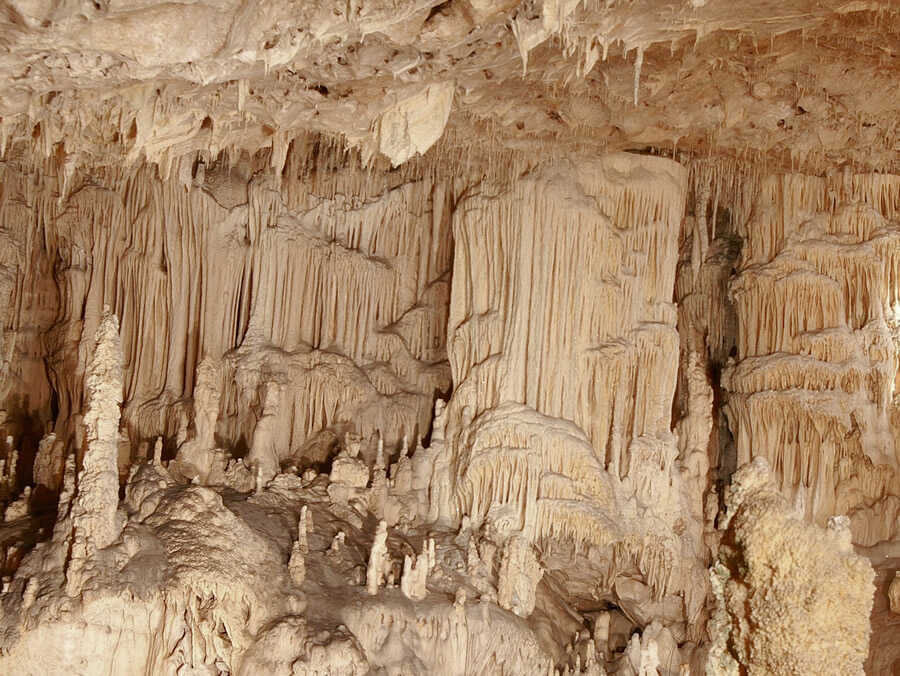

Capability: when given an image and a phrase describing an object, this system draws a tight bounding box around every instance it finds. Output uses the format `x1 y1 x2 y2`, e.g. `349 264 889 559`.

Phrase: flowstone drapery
724 173 900 544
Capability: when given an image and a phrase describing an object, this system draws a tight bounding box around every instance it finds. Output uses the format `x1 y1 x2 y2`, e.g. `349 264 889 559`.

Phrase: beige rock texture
497 534 543 618
724 172 900 543
708 457 875 675
0 1 897 674
890 571 900 615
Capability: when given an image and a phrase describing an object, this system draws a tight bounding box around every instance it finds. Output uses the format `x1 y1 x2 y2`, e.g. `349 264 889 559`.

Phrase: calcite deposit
708 458 874 675
0 1 898 674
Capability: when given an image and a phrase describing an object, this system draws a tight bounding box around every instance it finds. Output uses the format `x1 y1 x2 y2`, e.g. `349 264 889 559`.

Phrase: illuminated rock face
0 2 898 666
724 173 900 544
438 155 714 643
444 155 686 533
0 150 453 473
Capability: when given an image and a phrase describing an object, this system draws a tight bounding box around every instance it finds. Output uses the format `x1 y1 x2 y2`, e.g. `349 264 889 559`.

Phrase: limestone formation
889 572 900 615
497 535 543 619
329 435 370 489
724 173 900 542
0 3 897 673
400 537 435 601
288 530 306 586
173 356 223 482
709 458 874 675
366 520 391 596
66 310 125 592
247 382 284 484
32 432 65 492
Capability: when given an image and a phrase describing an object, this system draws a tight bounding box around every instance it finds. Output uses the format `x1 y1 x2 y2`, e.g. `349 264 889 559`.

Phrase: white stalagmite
288 521 306 586
330 439 370 490
298 505 310 552
374 435 385 472
497 535 543 618
400 537 435 600
67 309 124 591
287 508 312 587
366 520 391 595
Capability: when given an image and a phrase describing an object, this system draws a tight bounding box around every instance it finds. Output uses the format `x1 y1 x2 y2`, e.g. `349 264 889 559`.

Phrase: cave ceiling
0 0 898 172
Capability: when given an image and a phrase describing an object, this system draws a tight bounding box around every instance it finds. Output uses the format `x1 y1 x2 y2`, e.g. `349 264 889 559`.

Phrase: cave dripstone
0 2 899 674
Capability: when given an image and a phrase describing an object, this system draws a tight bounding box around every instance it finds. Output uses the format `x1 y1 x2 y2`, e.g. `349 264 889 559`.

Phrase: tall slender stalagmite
66 309 124 592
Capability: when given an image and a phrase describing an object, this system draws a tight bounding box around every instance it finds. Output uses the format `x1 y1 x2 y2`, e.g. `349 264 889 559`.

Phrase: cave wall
0 143 454 479
723 171 900 545
0 147 889 675
434 154 710 615
7 148 900 547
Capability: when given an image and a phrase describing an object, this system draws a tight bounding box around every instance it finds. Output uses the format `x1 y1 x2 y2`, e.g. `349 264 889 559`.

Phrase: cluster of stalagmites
0 312 651 673
0 308 879 675
0 320 561 673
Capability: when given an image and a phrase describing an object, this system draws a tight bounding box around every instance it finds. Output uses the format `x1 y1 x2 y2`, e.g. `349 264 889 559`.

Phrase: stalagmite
288 521 307 586
625 631 660 676
247 383 283 484
153 437 163 466
254 465 265 495
66 310 124 593
298 505 310 552
173 356 222 482
889 572 900 615
400 537 435 600
709 458 874 675
33 432 65 491
374 435 386 473
497 535 543 619
329 435 370 490
594 613 610 659
328 531 346 556
366 520 391 595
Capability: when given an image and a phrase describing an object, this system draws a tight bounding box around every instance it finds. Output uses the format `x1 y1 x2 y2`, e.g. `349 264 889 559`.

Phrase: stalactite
725 171 900 539
441 154 704 621
0 141 455 463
